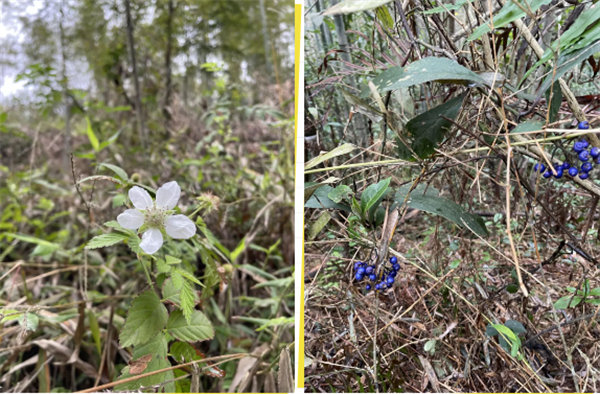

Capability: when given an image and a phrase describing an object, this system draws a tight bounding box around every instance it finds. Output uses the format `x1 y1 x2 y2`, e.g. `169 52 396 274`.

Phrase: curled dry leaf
129 354 152 375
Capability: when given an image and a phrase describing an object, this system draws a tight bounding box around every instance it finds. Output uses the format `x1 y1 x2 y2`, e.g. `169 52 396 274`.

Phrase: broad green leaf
493 324 521 357
166 310 214 342
360 178 391 219
133 332 168 359
328 185 353 203
305 143 357 170
468 0 552 41
309 211 331 240
86 232 129 249
162 277 199 307
423 0 471 14
170 341 200 363
504 320 526 335
554 295 582 309
394 187 488 237
99 163 128 181
305 185 351 211
179 277 195 324
405 94 465 158
85 117 99 151
115 354 174 392
546 82 562 123
372 57 485 92
119 291 168 347
511 120 544 134
323 0 393 15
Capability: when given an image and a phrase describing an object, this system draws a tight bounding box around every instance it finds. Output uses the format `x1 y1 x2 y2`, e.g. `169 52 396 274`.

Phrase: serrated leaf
156 259 171 274
115 353 174 392
372 57 485 92
305 143 357 170
322 0 393 15
162 277 199 307
133 332 168 359
179 278 195 324
165 255 181 265
328 185 353 203
174 267 203 287
305 185 351 211
99 163 128 181
119 291 168 347
166 310 214 342
405 94 465 158
86 232 129 249
309 211 331 240
85 117 99 151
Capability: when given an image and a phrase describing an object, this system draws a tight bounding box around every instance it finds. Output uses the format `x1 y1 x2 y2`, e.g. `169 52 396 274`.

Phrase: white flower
117 181 196 254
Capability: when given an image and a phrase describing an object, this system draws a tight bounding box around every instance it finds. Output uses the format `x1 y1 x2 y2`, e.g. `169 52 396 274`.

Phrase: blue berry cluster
533 121 595 180
354 256 401 291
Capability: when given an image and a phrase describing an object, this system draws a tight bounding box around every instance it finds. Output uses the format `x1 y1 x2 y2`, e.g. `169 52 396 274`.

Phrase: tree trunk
163 0 174 121
124 0 147 147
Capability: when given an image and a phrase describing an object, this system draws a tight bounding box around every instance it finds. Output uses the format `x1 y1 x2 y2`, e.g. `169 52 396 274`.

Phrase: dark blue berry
389 270 397 278
578 121 590 130
561 162 570 170
366 284 371 291
579 150 590 161
387 283 393 288
369 273 376 281
543 171 552 178
573 142 584 153
354 261 363 270
569 167 578 176
554 169 563 178
357 267 366 275
534 163 546 172
580 172 590 180
355 273 364 281
581 139 590 149
591 147 600 158
365 266 374 274
390 256 398 264
375 283 382 290
386 276 394 285
582 162 593 172
393 263 401 271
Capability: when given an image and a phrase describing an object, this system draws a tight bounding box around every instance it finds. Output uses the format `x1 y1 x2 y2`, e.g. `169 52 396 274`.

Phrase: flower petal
139 228 163 254
165 214 196 239
117 209 145 230
129 186 153 210
155 181 181 209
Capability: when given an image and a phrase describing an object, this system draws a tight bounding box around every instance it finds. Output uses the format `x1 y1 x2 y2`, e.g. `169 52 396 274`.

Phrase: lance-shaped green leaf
372 57 485 92
323 0 394 15
394 186 488 237
305 143 357 170
405 94 465 158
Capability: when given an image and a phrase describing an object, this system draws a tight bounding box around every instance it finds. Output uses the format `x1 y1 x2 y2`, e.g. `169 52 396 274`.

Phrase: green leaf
3 232 60 254
119 291 168 347
133 332 168 359
554 295 582 309
305 185 351 211
493 324 521 357
328 185 353 203
99 163 128 181
360 178 391 220
88 310 101 356
85 117 99 151
305 143 357 170
162 277 199 307
165 255 182 265
394 186 488 237
405 94 465 158
372 57 485 92
166 310 214 342
170 341 200 363
423 0 471 14
375 5 394 29
18 313 39 331
546 82 562 124
85 232 129 249
255 316 294 331
504 320 526 335
230 237 246 263
511 120 544 134
308 211 331 240
322 0 393 15
179 277 195 324
115 354 174 392
467 0 552 41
